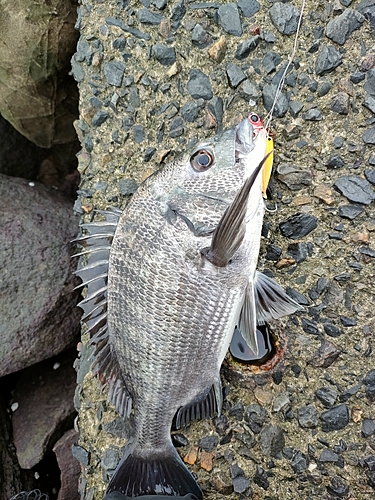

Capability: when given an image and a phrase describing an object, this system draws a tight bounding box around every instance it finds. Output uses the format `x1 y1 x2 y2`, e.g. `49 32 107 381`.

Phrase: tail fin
105 445 202 500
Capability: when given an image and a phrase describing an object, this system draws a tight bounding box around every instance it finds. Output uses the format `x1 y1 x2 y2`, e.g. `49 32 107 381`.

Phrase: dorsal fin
74 207 132 418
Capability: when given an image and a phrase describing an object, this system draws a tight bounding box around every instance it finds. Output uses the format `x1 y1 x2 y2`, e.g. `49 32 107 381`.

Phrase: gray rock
316 386 338 407
152 43 176 65
317 80 332 97
315 45 342 76
105 16 151 40
262 84 288 117
232 475 250 493
234 36 260 60
365 169 375 185
0 175 80 377
191 24 212 47
308 340 341 368
363 126 375 144
187 69 213 100
297 406 319 428
226 63 247 88
72 443 90 466
265 244 282 261
103 60 126 86
269 2 301 35
144 147 156 162
237 0 260 17
133 124 145 143
287 242 308 262
262 51 282 74
320 404 349 432
357 0 375 29
276 163 312 190
291 451 309 473
323 322 342 338
362 418 375 438
181 101 201 122
208 96 224 129
244 404 268 434
363 95 375 114
259 425 285 457
118 178 138 195
171 0 186 22
198 435 219 452
217 3 242 36
334 175 375 204
169 116 184 138
12 351 77 469
92 110 109 127
340 383 362 402
289 100 304 117
53 429 80 500
137 8 163 24
325 8 365 45
279 213 318 239
302 108 323 121
238 79 260 101
331 92 350 114
339 204 364 219
319 449 340 463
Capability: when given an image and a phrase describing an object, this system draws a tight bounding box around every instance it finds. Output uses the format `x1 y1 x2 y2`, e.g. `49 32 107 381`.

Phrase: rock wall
72 0 375 498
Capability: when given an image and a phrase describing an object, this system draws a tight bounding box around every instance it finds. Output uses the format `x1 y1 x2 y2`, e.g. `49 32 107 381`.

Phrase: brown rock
359 53 375 72
308 340 341 368
314 184 335 205
293 194 312 206
166 62 182 78
53 429 80 500
204 108 217 129
0 174 81 376
338 78 355 97
12 350 77 469
159 17 172 38
183 446 198 465
275 258 295 269
351 407 363 423
208 36 227 62
200 450 215 471
209 471 233 495
0 0 78 147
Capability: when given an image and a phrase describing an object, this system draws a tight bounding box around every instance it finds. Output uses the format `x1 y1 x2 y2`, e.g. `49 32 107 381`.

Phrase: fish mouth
235 117 255 157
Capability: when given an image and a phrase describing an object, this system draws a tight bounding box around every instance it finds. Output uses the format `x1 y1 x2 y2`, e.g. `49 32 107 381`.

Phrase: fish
74 113 303 499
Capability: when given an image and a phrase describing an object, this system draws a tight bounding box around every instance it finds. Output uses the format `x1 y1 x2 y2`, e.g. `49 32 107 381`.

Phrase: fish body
75 115 302 498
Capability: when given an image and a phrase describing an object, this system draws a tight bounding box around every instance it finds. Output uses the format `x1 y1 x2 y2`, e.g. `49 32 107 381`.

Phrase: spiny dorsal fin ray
203 152 272 267
238 283 258 356
73 206 132 418
254 271 304 324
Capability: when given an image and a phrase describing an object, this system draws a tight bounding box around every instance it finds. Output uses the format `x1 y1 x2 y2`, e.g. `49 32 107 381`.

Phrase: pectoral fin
202 152 272 267
254 271 304 324
238 284 259 355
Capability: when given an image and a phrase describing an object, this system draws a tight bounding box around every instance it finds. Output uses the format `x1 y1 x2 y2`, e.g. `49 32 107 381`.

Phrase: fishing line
264 0 307 131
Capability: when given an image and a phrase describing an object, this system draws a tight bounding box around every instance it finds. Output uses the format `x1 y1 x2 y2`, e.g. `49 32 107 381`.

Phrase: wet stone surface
73 0 375 498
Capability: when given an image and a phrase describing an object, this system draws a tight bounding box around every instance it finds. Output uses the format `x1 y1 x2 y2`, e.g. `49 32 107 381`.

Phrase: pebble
152 43 176 65
238 79 260 101
259 425 285 457
181 101 201 122
269 2 301 35
365 73 375 97
339 205 363 220
362 418 375 438
363 96 375 114
137 8 163 24
187 69 213 100
315 45 342 76
262 84 288 117
265 244 282 261
253 465 269 490
279 213 318 239
237 0 260 17
191 24 212 48
217 3 242 36
315 386 338 408
325 8 365 45
289 100 304 117
334 175 375 204
118 178 138 195
234 36 260 60
226 63 247 88
103 60 126 87
363 126 375 144
291 451 309 473
72 444 90 466
262 51 282 74
92 110 109 127
308 339 341 368
340 383 362 402
302 108 323 121
198 434 219 452
320 404 349 432
169 116 184 137
171 0 186 23
286 287 310 305
364 369 375 403
326 154 345 168
327 476 349 497
297 406 319 428
244 404 268 434
208 35 227 62
276 164 312 190
365 169 375 185
331 92 350 114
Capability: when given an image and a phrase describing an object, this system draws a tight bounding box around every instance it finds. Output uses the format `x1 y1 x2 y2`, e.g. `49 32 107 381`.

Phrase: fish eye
190 149 215 172
249 113 259 124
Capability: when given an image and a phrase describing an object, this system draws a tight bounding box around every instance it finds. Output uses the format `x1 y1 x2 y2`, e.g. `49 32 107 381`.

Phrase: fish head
151 115 267 236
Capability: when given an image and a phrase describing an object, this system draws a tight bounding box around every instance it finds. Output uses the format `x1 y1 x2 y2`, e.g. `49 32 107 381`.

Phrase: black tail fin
105 445 202 499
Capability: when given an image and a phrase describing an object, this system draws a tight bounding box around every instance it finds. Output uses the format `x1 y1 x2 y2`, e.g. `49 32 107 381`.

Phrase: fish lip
235 117 255 156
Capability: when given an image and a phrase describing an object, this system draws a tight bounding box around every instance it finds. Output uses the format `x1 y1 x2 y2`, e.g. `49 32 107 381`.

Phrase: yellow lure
262 135 274 198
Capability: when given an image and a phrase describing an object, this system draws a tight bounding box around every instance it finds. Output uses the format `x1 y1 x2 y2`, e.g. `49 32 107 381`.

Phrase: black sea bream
75 114 302 499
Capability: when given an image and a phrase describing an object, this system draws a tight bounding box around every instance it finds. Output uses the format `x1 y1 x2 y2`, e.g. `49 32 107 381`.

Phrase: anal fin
175 379 222 430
